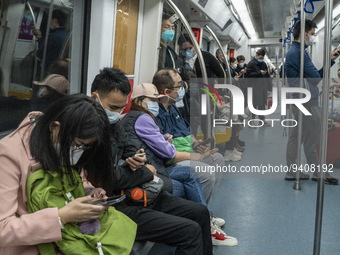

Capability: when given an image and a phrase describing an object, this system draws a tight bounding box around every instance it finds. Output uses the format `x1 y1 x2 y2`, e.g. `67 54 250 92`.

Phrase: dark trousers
286 105 321 171
115 190 213 255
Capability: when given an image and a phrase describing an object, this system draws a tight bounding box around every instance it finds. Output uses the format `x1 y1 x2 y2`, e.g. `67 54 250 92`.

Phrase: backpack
26 168 137 255
123 175 164 207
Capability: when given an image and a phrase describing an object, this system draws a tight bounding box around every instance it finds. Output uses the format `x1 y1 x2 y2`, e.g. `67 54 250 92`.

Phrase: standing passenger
285 19 339 184
246 48 271 126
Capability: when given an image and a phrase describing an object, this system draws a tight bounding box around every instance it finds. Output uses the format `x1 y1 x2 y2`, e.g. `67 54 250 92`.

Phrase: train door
0 0 85 137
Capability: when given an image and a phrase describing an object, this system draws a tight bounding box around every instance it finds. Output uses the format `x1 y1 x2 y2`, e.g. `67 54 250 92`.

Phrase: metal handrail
293 3 306 191
165 0 211 138
313 0 333 253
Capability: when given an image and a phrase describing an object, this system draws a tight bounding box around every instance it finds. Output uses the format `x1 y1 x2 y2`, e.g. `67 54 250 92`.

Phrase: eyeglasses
169 80 186 90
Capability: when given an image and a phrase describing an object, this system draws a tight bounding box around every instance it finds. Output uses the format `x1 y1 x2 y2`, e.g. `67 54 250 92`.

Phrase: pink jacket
0 113 62 255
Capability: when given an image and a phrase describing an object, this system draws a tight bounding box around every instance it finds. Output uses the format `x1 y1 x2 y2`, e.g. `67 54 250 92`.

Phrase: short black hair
236 55 245 62
229 57 236 63
91 67 131 96
162 13 172 21
256 49 266 57
52 9 68 27
293 19 317 40
178 33 192 46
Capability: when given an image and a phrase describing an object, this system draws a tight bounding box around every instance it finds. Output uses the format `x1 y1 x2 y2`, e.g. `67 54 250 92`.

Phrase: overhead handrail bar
304 0 324 14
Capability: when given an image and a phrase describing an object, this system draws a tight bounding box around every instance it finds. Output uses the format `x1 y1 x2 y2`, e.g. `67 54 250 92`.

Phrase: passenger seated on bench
90 67 213 255
0 94 135 254
152 68 238 246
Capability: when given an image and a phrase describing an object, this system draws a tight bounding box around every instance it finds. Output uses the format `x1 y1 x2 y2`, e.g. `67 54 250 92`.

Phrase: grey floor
150 113 340 255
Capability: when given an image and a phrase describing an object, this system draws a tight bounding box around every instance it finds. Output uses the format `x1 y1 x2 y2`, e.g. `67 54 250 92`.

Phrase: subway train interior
1 0 340 254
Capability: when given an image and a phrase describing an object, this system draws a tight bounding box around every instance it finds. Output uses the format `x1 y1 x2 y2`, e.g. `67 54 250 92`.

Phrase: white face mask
232 64 238 69
54 143 85 165
305 34 315 47
239 63 245 68
70 146 85 165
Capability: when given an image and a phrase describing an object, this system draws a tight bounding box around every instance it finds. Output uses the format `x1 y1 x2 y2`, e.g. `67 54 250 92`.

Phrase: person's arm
246 61 262 78
174 151 203 162
135 114 176 159
0 143 61 247
113 164 154 191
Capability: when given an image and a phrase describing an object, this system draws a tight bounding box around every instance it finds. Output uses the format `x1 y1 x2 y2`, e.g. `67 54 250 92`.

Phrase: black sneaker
285 172 310 181
311 177 339 185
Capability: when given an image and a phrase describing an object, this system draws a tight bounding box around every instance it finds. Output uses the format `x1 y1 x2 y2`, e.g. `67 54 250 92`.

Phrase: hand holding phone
98 195 126 206
193 138 214 150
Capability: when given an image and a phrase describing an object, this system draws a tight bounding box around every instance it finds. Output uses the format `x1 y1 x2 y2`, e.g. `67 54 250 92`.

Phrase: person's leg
152 191 213 255
302 106 320 166
286 106 299 170
170 179 186 199
167 166 207 206
176 160 215 205
115 202 204 255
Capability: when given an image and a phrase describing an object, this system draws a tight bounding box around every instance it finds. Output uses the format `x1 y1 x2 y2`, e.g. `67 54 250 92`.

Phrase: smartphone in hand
98 195 126 206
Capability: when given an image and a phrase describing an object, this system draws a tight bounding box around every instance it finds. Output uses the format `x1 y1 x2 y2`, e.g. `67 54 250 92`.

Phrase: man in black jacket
245 48 271 126
90 67 213 255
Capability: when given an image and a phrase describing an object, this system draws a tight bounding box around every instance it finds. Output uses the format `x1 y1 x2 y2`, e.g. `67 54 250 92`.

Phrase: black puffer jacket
121 110 172 193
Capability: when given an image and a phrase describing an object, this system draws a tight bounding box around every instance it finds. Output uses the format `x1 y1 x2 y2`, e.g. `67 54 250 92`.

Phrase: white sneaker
232 149 243 156
224 150 241 161
211 216 225 227
211 224 238 246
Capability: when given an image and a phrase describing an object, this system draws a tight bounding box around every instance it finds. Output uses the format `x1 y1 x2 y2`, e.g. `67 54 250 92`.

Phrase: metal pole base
293 181 301 190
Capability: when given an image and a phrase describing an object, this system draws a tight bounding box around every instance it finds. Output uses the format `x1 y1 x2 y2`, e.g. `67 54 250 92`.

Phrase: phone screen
99 194 126 206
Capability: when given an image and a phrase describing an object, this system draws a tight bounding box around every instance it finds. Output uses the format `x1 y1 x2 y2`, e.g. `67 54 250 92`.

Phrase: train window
0 1 76 137
113 0 139 75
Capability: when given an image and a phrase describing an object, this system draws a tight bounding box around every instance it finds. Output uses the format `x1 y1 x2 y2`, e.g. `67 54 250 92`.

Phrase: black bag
123 176 163 207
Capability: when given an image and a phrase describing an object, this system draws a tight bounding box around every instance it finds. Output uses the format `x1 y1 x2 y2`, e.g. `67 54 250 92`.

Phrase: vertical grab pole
313 0 332 253
204 25 232 139
293 3 305 190
165 0 211 138
282 46 289 137
40 0 55 80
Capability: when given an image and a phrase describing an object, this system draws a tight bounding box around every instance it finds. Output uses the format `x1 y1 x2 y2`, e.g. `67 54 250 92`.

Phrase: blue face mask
105 109 121 124
95 93 121 124
182 49 195 59
175 87 185 102
257 59 264 63
161 30 175 43
147 101 159 117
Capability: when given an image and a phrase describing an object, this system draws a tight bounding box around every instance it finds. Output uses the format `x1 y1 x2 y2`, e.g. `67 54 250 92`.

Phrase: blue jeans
166 166 207 206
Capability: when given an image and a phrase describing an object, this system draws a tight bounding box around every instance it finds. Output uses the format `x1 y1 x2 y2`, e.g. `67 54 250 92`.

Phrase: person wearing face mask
158 14 185 71
246 48 272 126
285 19 340 184
90 67 153 181
177 34 226 136
153 69 238 246
91 68 219 252
0 94 135 254
235 55 249 110
229 57 240 79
